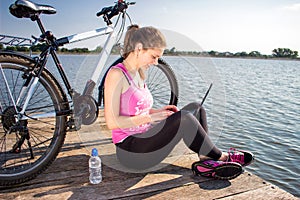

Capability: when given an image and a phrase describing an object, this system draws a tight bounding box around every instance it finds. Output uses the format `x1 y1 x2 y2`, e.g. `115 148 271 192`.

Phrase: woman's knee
177 111 200 132
179 110 194 120
182 102 200 110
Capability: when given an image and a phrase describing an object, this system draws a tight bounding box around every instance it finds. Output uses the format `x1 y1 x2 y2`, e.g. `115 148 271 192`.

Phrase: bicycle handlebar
96 0 135 24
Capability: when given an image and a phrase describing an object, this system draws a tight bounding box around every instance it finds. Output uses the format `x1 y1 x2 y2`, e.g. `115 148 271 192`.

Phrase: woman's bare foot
199 152 229 162
218 152 229 161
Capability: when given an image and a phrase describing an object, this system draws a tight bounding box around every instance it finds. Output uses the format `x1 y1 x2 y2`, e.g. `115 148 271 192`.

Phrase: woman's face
138 48 164 68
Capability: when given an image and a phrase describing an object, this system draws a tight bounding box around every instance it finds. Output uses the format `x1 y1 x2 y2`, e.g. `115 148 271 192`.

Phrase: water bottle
89 148 102 184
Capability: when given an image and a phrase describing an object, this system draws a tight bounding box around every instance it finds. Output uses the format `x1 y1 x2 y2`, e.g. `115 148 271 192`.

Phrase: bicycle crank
73 95 98 125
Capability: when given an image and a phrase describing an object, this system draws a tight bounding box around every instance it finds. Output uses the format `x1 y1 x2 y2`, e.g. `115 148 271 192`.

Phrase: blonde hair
123 25 166 58
122 25 166 80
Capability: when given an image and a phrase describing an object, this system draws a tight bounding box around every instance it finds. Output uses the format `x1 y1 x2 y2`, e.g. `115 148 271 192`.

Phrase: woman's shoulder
106 67 124 80
108 63 125 74
111 63 126 71
108 63 132 83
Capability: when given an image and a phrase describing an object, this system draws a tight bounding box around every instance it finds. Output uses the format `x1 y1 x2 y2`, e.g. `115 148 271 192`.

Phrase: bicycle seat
9 0 56 18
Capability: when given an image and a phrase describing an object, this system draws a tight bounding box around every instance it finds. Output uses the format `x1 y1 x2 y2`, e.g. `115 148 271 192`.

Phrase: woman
104 25 253 179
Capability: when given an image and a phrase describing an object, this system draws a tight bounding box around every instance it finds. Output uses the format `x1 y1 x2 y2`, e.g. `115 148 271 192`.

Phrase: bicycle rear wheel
0 52 68 186
98 57 179 108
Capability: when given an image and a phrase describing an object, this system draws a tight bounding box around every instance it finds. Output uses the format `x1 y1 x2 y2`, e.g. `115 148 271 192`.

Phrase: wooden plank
218 185 299 200
0 147 280 200
109 172 274 200
0 113 297 200
1 168 288 200
0 130 197 199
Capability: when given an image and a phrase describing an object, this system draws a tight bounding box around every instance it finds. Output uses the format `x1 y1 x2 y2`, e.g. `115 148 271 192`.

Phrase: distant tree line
272 48 298 58
0 43 93 54
164 47 299 59
0 43 122 55
0 43 298 59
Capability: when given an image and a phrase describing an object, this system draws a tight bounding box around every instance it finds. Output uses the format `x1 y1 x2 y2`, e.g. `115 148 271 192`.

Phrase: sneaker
192 160 243 180
228 148 254 166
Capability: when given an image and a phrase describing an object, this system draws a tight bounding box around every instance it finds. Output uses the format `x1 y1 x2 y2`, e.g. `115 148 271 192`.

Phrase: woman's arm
150 105 179 114
148 105 179 123
104 68 152 130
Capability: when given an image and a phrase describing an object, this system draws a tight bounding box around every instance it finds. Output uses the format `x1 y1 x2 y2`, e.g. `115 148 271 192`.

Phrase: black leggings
116 102 222 169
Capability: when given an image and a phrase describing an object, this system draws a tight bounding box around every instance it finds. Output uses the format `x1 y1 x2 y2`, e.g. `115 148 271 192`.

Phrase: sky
1 0 300 55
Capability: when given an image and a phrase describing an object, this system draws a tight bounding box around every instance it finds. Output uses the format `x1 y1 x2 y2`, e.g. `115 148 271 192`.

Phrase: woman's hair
122 25 166 58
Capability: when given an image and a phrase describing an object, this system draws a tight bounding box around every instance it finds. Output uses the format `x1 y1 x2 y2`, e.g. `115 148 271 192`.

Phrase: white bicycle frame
1 24 118 121
65 25 116 83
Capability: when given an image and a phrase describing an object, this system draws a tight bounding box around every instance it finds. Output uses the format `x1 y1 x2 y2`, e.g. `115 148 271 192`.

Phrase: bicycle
0 0 179 186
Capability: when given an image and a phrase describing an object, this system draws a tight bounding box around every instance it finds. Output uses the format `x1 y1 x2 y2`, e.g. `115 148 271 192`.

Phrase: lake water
54 54 299 197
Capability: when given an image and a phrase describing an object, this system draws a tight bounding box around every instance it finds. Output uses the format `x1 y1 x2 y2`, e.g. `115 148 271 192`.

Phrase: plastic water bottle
89 148 102 184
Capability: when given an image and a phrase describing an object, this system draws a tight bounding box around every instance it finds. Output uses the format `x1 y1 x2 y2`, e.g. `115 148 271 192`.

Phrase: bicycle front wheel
0 52 68 186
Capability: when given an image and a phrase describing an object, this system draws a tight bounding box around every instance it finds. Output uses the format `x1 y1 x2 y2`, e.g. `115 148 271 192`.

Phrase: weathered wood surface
0 113 297 200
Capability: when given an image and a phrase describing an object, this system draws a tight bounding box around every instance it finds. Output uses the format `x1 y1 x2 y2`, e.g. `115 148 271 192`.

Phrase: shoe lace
228 148 244 163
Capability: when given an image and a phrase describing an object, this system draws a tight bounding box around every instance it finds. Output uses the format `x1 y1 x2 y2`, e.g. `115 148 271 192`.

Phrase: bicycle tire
98 57 179 108
147 58 178 108
0 51 68 186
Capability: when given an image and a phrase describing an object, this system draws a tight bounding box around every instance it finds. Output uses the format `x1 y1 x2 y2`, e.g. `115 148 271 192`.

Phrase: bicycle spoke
0 55 67 186
12 69 22 102
145 61 178 108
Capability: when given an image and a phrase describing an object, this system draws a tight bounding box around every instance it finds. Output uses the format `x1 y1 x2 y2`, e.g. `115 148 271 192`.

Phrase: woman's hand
149 110 174 122
149 105 179 123
150 105 179 114
163 105 179 112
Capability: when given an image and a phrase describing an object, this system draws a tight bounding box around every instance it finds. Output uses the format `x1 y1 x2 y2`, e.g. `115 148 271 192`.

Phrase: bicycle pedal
68 126 80 132
67 117 82 131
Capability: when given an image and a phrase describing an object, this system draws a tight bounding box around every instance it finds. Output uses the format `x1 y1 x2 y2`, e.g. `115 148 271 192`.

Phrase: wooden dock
0 113 297 200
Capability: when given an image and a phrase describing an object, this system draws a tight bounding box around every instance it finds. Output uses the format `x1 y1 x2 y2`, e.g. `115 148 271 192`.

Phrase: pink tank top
111 63 153 144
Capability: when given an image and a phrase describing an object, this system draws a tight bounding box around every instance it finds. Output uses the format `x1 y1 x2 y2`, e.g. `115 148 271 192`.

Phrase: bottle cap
91 148 98 156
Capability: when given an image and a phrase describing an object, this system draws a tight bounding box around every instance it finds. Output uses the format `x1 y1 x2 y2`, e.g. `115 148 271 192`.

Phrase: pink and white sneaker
227 148 254 167
192 160 243 180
